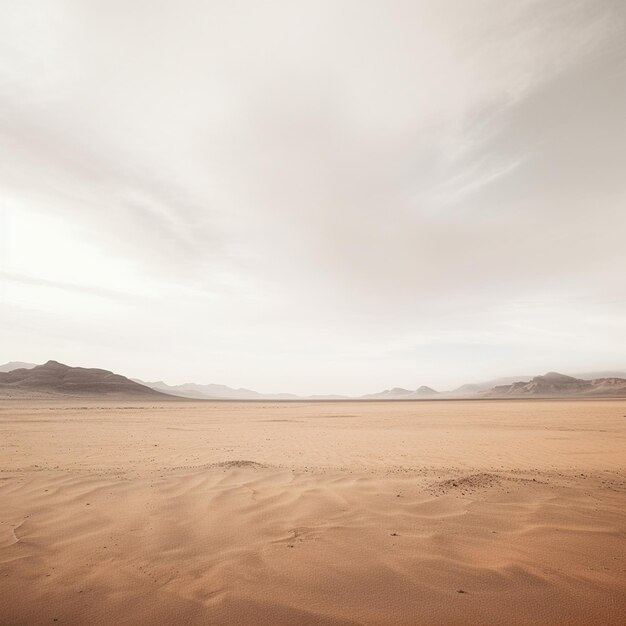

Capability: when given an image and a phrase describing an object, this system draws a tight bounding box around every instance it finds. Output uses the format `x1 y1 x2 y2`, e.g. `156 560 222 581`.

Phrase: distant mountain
448 376 533 396
134 381 203 399
137 379 352 400
362 385 438 399
136 379 302 400
574 370 626 380
486 372 626 397
362 387 413 399
416 385 438 395
0 361 37 373
361 371 626 399
0 361 173 399
307 394 350 400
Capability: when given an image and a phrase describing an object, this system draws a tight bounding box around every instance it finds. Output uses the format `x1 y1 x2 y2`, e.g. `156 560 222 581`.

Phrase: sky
1 0 625 395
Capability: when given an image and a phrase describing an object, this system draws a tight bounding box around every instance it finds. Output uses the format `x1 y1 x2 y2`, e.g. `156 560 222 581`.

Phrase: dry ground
1 399 625 624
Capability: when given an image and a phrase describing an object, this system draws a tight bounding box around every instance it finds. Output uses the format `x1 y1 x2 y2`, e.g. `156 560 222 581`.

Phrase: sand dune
1 399 625 624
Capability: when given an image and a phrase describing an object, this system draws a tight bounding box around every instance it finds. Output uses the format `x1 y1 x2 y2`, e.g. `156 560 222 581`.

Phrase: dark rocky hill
0 361 175 399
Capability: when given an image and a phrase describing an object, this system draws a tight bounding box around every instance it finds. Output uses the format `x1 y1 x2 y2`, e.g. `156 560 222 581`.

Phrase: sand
0 399 625 624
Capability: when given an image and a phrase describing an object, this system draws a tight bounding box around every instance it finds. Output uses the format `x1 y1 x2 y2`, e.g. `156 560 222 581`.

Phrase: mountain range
1 361 626 399
135 379 304 400
362 385 439 399
486 371 626 397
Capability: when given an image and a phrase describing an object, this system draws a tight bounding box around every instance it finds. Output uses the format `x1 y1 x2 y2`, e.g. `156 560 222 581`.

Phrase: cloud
427 156 526 206
1 0 625 393
0 271 148 302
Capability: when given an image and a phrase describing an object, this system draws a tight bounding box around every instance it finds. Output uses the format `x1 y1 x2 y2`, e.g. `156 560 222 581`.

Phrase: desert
3 2 626 624
1 397 625 624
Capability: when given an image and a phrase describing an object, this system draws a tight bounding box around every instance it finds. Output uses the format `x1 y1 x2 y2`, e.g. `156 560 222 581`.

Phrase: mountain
0 361 37 373
486 372 626 397
416 385 438 396
307 394 350 400
362 371 626 399
362 386 439 399
448 376 533 396
136 379 301 400
362 387 414 399
138 379 350 400
575 370 626 380
0 361 173 399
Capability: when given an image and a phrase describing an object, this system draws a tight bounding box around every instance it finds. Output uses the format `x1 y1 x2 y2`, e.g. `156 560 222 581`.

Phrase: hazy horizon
2 1 626 395
4 358 626 397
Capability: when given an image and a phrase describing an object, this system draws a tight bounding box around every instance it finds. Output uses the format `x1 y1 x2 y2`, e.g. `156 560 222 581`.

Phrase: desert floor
0 399 625 625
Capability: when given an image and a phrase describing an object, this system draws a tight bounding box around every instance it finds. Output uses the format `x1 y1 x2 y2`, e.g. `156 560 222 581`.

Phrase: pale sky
1 0 625 395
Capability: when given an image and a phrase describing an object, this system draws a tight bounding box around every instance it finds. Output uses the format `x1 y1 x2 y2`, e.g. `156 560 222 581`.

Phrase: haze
1 0 625 395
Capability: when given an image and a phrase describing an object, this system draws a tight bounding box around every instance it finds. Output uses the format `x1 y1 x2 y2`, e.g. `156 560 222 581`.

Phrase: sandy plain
0 399 625 625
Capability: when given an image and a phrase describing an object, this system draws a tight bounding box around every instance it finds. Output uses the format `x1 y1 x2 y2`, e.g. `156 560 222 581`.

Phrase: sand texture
1 399 625 624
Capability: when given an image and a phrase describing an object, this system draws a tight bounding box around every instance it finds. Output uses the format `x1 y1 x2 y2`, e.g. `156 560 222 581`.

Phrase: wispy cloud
427 156 526 207
0 271 148 303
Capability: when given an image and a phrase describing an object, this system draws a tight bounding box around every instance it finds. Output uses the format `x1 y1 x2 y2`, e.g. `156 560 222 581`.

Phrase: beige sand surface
1 399 625 624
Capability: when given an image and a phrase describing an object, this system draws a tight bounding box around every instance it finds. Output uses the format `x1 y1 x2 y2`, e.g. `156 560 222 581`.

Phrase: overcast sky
1 0 625 394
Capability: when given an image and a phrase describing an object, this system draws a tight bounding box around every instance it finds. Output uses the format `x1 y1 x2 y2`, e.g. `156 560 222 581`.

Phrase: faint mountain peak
536 371 578 383
448 376 533 396
575 370 626 380
362 387 420 399
416 385 438 395
0 361 38 373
